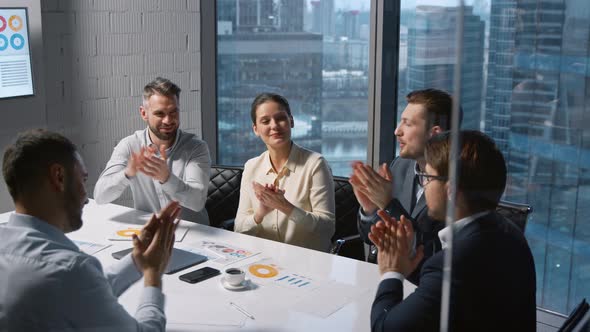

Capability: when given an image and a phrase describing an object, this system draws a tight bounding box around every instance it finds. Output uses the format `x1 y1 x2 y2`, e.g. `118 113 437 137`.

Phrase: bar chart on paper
274 274 314 289
0 8 33 99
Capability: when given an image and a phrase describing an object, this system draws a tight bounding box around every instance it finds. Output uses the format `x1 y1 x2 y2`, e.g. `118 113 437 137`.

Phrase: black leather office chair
558 299 589 332
496 200 532 233
205 165 242 229
329 176 365 261
206 166 365 260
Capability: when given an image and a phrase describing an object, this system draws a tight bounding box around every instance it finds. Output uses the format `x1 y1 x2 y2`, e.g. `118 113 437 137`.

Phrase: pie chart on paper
249 264 279 278
116 228 141 237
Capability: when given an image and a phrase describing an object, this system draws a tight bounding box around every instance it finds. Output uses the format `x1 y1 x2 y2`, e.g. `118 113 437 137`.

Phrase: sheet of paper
175 245 222 261
165 295 247 328
238 257 369 318
72 239 111 256
118 281 246 329
242 257 319 289
230 284 303 321
198 240 259 265
291 281 371 318
108 225 188 242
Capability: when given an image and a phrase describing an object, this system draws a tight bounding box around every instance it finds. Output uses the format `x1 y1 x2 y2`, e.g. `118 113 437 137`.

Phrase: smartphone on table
179 266 220 284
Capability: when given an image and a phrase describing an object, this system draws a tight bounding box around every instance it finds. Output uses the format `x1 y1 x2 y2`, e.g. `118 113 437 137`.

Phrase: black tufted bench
205 165 365 261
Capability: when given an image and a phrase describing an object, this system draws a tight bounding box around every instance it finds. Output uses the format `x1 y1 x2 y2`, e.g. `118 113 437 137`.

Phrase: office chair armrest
331 234 362 255
221 219 235 231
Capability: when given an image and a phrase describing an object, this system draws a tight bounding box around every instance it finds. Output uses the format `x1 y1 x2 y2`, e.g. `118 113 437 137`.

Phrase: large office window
399 0 590 313
216 0 371 177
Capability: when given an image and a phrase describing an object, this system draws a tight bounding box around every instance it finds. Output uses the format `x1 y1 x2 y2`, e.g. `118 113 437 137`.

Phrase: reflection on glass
400 0 590 313
216 0 371 177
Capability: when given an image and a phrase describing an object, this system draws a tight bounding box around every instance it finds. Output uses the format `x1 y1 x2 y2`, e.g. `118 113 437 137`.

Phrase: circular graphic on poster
0 16 7 33
8 15 22 32
0 35 7 51
10 34 24 50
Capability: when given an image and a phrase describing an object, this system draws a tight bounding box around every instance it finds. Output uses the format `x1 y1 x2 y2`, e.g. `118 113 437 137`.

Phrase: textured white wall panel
0 0 203 212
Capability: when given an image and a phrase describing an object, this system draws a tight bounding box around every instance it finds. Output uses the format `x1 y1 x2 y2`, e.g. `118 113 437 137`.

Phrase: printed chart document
175 245 222 262
237 257 370 318
108 225 189 242
71 239 111 256
197 240 259 265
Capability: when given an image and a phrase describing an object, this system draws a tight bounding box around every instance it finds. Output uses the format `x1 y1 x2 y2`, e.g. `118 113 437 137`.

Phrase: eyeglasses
416 171 447 186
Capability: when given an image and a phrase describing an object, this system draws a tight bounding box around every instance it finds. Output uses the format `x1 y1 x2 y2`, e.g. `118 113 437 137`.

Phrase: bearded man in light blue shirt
94 77 211 225
0 129 180 331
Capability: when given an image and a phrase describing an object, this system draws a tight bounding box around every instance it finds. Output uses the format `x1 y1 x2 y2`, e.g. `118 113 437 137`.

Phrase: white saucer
221 276 250 291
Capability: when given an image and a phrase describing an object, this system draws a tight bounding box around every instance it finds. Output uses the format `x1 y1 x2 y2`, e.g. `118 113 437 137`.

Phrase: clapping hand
368 210 424 277
132 201 181 287
138 145 171 183
252 181 294 223
349 162 393 213
125 145 171 183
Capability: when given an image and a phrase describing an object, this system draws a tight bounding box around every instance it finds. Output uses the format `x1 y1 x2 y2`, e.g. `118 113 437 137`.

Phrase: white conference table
1 200 417 331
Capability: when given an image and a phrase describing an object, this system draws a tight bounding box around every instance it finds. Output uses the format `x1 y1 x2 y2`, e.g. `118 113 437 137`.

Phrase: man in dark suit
369 130 536 332
351 89 456 282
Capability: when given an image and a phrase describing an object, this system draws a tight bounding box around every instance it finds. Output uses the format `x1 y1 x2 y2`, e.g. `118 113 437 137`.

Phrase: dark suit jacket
357 157 443 282
370 211 537 332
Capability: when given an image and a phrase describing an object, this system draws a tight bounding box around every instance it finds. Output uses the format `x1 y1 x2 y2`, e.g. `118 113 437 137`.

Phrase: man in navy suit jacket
351 89 458 283
369 130 536 332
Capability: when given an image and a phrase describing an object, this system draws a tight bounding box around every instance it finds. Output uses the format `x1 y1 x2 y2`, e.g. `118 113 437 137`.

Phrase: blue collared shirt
0 213 165 331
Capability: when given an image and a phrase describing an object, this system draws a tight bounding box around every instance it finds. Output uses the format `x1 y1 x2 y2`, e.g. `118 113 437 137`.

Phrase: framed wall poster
0 8 34 99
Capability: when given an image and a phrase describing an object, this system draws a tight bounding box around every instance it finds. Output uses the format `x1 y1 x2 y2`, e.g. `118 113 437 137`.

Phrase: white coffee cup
224 267 246 286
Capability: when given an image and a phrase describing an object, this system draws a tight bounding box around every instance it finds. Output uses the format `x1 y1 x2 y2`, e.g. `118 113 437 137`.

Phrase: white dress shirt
0 213 165 331
234 143 336 252
94 128 211 225
437 211 490 249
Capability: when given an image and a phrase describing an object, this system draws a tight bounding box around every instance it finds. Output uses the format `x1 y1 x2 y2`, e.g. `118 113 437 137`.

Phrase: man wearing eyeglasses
350 88 456 283
369 130 536 332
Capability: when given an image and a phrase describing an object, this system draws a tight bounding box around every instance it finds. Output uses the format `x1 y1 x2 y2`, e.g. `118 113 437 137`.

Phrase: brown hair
143 77 181 105
250 93 292 124
425 130 506 212
406 88 460 130
3 129 78 201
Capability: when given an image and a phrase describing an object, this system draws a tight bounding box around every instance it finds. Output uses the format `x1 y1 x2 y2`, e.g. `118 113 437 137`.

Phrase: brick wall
39 0 203 208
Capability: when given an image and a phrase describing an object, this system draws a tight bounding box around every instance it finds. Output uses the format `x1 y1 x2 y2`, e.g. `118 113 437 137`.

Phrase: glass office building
406 6 485 130
216 0 370 176
484 0 590 312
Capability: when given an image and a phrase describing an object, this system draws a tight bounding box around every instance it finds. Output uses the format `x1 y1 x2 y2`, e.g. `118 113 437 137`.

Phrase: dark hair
406 88 461 130
250 93 292 124
2 129 78 201
425 130 506 212
143 77 181 104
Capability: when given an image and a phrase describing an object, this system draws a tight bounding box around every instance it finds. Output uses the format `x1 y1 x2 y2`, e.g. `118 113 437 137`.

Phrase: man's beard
149 124 177 141
64 178 83 233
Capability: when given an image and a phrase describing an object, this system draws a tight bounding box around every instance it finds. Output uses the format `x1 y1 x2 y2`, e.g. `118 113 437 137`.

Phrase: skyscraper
278 0 304 32
342 10 360 40
218 0 275 33
406 5 485 130
310 0 335 37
